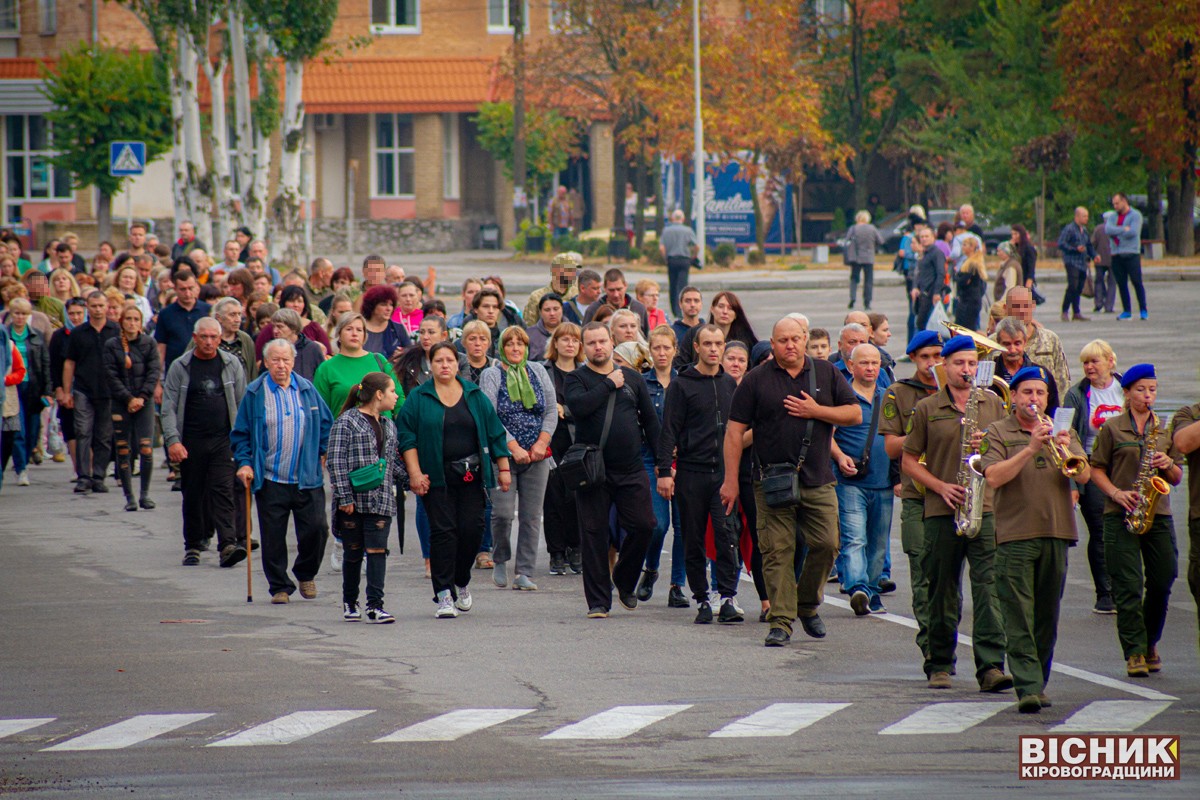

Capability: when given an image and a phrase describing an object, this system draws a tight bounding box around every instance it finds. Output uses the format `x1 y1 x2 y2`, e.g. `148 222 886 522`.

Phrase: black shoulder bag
556 390 616 492
842 389 881 481
759 366 816 509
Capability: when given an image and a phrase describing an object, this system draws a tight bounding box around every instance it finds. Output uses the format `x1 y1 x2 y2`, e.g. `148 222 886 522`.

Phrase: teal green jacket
396 377 511 489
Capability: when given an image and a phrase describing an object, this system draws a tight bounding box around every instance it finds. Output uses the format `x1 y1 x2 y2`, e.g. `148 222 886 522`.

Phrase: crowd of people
0 218 1196 717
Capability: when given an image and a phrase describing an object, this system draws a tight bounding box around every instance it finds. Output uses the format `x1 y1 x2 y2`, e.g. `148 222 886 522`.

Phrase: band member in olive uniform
880 330 942 658
1088 363 1182 677
901 335 1012 692
981 366 1091 713
1168 400 1200 654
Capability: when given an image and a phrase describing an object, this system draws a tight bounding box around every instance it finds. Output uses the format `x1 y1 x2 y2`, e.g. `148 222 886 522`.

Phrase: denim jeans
415 496 432 559
642 461 685 586
835 482 894 601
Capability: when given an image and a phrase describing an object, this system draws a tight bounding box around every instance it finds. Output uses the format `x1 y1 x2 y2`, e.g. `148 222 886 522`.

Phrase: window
38 0 57 34
371 0 419 31
5 115 72 221
443 114 460 200
0 0 18 35
488 0 528 33
373 114 414 197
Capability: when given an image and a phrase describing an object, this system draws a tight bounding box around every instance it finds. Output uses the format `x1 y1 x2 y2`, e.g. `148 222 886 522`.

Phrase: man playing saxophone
980 366 1090 713
1088 363 1182 678
901 335 1011 692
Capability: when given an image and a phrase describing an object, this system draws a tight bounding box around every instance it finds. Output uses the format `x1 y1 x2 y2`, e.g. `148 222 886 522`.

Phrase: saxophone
1125 412 1171 535
954 385 986 538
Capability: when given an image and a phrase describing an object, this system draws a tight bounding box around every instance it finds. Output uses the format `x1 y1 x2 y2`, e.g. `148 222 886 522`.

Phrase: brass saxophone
955 385 986 538
1126 412 1170 535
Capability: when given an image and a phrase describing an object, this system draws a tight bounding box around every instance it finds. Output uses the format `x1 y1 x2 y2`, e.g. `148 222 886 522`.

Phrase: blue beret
750 340 773 367
1010 365 1051 390
940 335 975 358
1120 363 1155 389
906 330 941 355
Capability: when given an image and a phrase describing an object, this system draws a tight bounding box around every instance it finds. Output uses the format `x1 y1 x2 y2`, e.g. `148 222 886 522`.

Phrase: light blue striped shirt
262 374 306 485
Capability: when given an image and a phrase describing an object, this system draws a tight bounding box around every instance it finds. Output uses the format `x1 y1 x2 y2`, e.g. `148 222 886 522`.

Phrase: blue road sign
110 142 146 177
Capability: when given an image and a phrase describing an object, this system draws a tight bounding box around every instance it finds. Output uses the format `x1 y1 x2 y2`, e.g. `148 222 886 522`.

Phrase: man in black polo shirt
61 291 120 493
564 322 661 618
154 268 211 402
721 316 860 646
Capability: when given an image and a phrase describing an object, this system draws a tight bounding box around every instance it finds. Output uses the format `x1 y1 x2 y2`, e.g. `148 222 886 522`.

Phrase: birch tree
228 2 275 240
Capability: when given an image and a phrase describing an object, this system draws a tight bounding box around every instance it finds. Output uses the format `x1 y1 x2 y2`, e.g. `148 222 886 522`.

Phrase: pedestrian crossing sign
109 141 146 177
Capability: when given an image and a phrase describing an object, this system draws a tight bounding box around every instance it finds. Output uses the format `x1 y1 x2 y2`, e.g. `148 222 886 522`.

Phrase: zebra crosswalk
0 699 1174 753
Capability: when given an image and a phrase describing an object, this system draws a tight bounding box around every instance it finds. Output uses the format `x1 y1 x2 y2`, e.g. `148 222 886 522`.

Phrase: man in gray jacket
162 317 247 567
1102 192 1147 320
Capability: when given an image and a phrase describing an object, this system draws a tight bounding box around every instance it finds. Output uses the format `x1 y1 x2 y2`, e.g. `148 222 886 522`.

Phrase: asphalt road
1 280 1198 799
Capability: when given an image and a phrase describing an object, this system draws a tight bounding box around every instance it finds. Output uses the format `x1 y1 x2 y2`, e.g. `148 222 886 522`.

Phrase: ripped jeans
336 509 392 609
112 403 155 497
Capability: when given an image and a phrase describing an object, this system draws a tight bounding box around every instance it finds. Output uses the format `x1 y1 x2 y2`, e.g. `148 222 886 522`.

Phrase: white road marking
44 713 213 751
541 705 692 740
1051 700 1173 733
741 576 1178 701
709 703 850 738
880 702 1010 735
376 708 535 742
208 710 373 747
0 718 55 738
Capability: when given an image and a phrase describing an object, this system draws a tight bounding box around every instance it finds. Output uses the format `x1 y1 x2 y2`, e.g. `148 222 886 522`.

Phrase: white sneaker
454 587 473 612
435 590 459 618
17 471 29 486
330 539 343 573
365 606 394 624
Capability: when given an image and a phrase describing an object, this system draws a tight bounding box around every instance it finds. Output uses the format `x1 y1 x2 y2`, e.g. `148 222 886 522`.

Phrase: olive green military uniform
1168 403 1200 653
1090 410 1181 660
903 385 1008 683
880 378 939 657
981 416 1084 701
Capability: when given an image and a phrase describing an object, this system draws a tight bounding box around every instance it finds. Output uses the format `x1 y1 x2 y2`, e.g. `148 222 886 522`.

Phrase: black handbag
556 391 616 492
758 367 816 509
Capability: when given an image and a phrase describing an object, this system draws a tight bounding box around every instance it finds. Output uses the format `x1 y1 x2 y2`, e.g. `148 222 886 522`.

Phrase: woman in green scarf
477 326 559 591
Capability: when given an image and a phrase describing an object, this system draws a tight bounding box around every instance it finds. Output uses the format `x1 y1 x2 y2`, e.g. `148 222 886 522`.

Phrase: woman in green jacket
398 342 512 619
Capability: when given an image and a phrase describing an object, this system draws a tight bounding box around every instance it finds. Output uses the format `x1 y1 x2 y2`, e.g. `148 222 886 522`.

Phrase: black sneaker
1093 595 1117 615
566 547 582 574
139 495 156 510
759 608 769 623
181 549 200 566
635 569 658 602
718 598 745 624
799 613 827 638
74 478 91 494
667 585 689 608
764 628 790 647
548 553 567 575
91 480 109 494
617 589 638 611
219 544 247 569
879 578 897 594
694 601 713 624
365 606 395 624
171 478 183 492
587 606 608 619
124 497 138 512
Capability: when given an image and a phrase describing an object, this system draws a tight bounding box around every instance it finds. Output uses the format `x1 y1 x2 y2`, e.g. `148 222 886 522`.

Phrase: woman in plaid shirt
327 372 404 624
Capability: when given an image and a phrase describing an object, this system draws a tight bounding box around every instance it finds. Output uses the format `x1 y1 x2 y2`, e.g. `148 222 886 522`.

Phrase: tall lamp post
692 0 705 265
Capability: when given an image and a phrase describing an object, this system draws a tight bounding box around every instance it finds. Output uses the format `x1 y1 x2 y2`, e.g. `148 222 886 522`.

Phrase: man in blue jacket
232 338 333 604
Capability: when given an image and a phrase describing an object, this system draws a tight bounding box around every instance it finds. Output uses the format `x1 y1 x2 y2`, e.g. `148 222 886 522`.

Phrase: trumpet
1031 405 1087 478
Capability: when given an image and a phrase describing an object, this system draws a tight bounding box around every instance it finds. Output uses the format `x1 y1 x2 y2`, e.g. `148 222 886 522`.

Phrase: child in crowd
807 328 831 360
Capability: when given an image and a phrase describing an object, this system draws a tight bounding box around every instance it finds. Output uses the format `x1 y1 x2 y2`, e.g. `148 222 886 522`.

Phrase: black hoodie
656 364 737 476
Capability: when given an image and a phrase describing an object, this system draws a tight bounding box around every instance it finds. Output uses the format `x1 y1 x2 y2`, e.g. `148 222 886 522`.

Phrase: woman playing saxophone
1086 363 1182 679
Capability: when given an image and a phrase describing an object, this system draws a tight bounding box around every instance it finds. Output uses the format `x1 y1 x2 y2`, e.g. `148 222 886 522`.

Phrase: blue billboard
661 159 795 251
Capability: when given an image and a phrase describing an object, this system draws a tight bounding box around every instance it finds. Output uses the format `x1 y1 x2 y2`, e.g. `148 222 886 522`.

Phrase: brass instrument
936 323 1013 412
955 381 986 538
1126 412 1170 535
1032 406 1088 478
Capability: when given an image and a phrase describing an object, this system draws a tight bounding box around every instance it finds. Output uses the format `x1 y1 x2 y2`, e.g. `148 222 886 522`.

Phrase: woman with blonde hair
111 264 152 324
542 322 584 575
1063 339 1122 614
49 268 81 303
954 235 988 330
609 308 645 346
102 302 160 510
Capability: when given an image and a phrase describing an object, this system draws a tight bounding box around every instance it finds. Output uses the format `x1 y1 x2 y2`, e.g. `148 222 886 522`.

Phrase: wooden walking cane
245 481 253 603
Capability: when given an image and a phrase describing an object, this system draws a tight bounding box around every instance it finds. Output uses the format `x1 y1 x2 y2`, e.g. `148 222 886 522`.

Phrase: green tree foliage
40 44 171 239
473 102 579 217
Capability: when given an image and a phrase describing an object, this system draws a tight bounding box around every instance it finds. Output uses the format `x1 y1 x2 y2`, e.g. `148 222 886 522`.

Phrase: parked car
827 209 1012 255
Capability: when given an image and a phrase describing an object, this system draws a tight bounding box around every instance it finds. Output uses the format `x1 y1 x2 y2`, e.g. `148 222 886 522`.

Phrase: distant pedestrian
1090 217 1116 313
61 291 119 494
233 338 333 604
1103 193 1148 320
103 303 160 511
845 210 884 311
1056 207 1096 322
659 210 699 318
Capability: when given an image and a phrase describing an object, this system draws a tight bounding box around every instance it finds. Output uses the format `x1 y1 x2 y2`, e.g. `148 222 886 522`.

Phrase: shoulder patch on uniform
905 416 913 434
979 438 989 456
883 402 897 420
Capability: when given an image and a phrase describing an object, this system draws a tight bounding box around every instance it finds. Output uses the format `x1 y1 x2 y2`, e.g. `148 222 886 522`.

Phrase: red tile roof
304 58 497 114
0 59 54 79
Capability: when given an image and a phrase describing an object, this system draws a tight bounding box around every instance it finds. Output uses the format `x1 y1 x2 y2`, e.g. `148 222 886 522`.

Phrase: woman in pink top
635 279 667 329
390 277 425 335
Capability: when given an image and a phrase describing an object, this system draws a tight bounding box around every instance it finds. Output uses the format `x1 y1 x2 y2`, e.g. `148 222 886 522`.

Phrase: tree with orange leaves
1058 0 1200 255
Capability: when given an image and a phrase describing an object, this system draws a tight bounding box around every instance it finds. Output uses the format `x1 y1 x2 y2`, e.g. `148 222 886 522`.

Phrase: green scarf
501 350 537 409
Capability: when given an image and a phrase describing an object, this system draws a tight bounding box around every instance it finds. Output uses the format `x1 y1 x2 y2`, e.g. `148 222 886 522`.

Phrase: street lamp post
692 0 705 265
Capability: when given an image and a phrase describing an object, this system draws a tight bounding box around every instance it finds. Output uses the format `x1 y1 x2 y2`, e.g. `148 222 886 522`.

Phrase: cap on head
1009 365 1050 391
1120 363 1155 389
940 335 975 358
552 252 582 269
906 330 941 355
